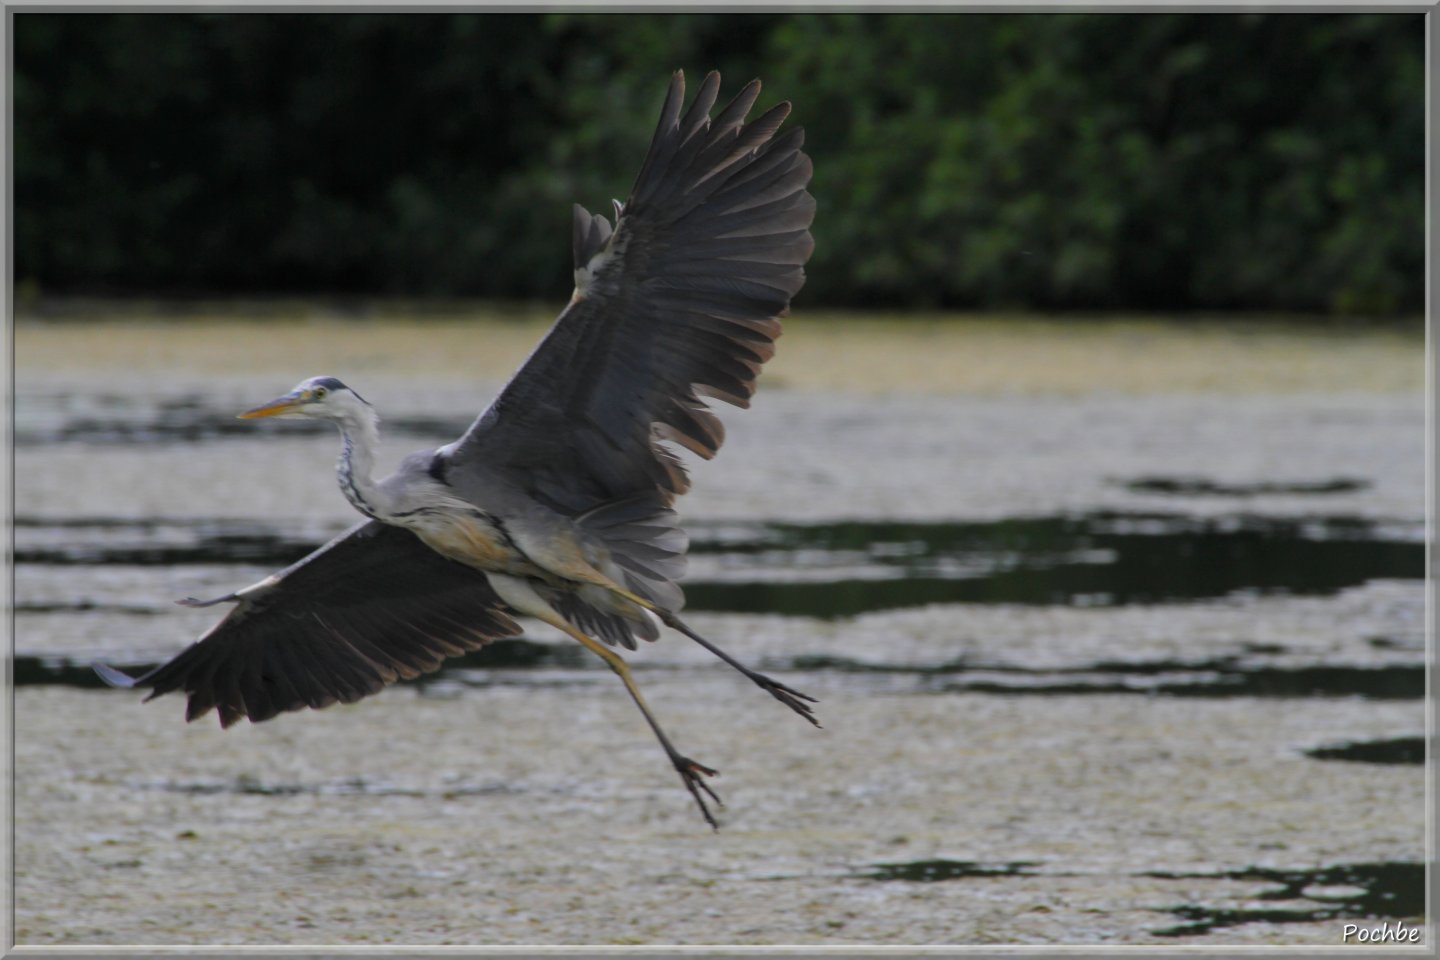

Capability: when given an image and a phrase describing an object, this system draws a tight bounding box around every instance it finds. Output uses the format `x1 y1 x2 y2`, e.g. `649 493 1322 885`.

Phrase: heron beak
238 390 308 419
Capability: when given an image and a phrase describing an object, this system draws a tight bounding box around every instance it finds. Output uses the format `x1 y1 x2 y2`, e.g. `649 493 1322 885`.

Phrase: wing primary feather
628 71 688 201
676 71 723 145
259 638 322 716
693 101 791 189
703 79 762 142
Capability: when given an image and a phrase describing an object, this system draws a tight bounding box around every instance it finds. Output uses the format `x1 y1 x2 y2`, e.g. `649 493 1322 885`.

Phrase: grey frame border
1 3 1432 958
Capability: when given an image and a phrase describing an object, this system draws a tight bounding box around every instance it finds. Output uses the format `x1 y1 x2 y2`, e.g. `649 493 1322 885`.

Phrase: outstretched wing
96 521 521 728
443 70 815 515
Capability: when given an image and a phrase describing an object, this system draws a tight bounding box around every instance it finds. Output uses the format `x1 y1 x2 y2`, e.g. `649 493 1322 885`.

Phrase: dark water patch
14 601 168 616
1368 634 1423 651
16 655 121 688
787 654 974 677
1146 862 1423 937
1143 664 1423 700
14 515 342 570
19 512 1423 618
18 395 315 446
783 654 1423 700
684 513 1422 616
1306 736 1425 765
46 647 1419 700
16 394 466 447
1239 642 1288 655
863 859 1039 882
17 516 175 529
1122 476 1370 497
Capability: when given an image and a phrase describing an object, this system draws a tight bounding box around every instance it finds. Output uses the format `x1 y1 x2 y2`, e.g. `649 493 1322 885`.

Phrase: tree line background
14 13 1424 316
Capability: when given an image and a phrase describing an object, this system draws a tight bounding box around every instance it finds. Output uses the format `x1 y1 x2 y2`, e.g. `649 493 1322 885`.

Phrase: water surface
13 318 1425 947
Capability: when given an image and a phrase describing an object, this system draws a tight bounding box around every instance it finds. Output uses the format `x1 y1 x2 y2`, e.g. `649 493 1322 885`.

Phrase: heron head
238 376 370 422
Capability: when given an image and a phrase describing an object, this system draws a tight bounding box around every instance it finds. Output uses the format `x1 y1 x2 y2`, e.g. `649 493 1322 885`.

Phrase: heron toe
672 756 722 829
755 675 822 727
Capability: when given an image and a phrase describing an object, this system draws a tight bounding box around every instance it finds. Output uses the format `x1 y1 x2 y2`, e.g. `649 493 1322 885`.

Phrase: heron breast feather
411 514 516 571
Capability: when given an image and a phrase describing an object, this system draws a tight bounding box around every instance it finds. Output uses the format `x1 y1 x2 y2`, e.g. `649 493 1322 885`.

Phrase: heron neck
335 412 388 520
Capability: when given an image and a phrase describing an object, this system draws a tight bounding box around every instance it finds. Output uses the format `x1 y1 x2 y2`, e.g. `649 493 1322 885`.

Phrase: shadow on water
1144 862 1424 937
16 512 1423 616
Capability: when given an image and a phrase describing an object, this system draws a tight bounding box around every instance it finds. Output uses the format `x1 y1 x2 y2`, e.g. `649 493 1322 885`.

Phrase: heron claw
673 756 722 829
755 675 822 728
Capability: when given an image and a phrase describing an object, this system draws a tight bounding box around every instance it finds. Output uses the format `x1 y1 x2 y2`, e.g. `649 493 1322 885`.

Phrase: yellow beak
238 390 307 419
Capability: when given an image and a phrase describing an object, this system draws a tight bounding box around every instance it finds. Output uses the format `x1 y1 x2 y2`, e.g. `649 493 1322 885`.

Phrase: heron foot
751 673 822 728
655 611 823 728
673 756 722 830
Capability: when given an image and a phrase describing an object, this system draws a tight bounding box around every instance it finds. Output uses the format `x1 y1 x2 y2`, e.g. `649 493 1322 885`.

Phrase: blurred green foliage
14 13 1423 315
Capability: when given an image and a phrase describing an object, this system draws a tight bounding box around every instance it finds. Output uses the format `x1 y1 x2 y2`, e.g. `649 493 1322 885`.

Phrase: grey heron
96 70 816 829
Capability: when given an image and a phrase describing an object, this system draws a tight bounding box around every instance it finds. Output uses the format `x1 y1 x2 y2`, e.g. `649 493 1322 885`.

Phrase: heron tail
574 495 688 613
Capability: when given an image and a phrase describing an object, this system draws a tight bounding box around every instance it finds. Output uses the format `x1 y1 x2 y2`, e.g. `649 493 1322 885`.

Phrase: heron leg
545 561 821 727
486 574 722 829
656 610 821 728
552 617 723 829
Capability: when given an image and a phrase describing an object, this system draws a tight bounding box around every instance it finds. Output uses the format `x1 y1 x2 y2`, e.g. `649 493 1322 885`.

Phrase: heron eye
313 386 328 398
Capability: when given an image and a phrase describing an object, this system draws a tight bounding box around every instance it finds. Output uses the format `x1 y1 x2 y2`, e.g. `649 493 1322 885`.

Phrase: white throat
333 407 390 520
